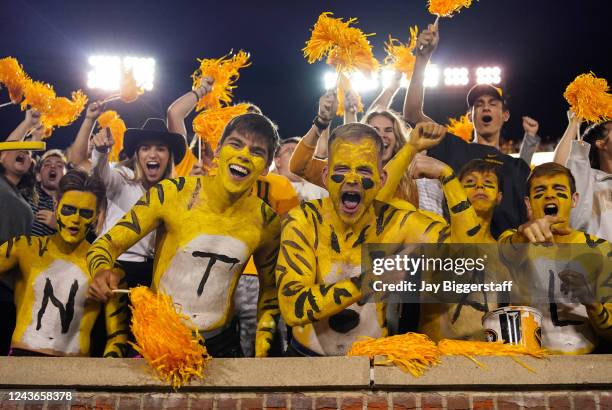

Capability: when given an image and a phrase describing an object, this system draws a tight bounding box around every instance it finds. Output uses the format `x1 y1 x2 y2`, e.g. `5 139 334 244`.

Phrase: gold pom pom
98 110 127 162
303 12 379 74
564 72 612 123
348 333 441 377
0 57 30 103
40 90 88 137
428 0 473 17
129 286 211 390
384 27 419 77
191 51 251 112
20 80 56 113
120 69 144 103
192 103 251 150
447 114 474 142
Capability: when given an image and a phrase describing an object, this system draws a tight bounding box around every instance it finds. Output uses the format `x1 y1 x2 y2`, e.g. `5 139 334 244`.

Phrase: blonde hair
362 110 418 206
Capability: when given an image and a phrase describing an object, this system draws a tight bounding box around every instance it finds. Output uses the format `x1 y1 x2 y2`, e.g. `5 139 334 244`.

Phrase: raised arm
289 90 337 186
403 23 438 125
6 110 42 142
90 128 126 198
518 116 541 165
343 88 359 125
369 70 402 113
276 211 364 327
377 122 446 202
65 102 104 170
87 180 172 302
166 78 213 138
253 212 281 357
553 111 582 166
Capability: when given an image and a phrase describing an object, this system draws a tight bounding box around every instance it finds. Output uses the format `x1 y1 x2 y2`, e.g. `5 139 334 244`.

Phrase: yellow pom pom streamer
447 114 474 142
303 12 379 74
98 110 127 162
347 333 441 377
120 69 144 103
428 0 473 18
20 80 56 114
191 51 251 112
384 26 419 77
563 72 612 124
0 57 30 103
438 339 548 373
336 73 363 117
192 103 250 150
129 286 211 390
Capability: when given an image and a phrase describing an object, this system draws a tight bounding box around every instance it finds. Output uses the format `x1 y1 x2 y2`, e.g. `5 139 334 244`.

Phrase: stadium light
322 70 379 92
443 67 469 86
381 67 409 89
87 55 156 91
423 64 440 88
323 71 337 90
476 66 501 85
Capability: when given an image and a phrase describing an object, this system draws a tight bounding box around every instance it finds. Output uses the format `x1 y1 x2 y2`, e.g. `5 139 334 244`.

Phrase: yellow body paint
88 147 281 357
0 190 128 357
498 172 612 353
277 137 481 355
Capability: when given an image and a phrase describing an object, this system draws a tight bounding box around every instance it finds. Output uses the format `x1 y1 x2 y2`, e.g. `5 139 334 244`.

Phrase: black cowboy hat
123 118 186 165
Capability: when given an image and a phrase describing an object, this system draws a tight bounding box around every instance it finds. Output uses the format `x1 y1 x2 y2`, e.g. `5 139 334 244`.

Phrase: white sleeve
567 140 595 232
91 149 127 200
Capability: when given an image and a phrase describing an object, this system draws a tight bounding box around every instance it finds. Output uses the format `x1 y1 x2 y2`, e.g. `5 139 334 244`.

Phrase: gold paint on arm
0 236 23 276
289 137 327 187
103 268 130 357
377 143 418 202
254 214 281 357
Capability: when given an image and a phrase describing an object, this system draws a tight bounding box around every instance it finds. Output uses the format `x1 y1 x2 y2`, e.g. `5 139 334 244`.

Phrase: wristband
192 90 201 100
313 116 330 132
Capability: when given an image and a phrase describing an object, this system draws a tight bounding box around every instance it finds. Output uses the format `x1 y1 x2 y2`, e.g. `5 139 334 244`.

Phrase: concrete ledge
0 357 371 391
1 355 611 392
373 355 612 389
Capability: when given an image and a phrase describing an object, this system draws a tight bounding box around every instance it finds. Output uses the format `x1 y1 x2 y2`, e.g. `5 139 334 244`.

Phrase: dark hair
219 113 280 164
582 120 611 170
328 123 384 159
527 162 576 195
0 152 37 202
58 169 107 212
458 159 504 193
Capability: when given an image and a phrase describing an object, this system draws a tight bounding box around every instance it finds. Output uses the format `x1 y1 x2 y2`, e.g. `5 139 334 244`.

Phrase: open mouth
146 161 160 172
543 203 558 216
481 115 493 124
229 164 250 178
48 170 57 180
15 153 26 164
67 227 80 235
341 191 361 212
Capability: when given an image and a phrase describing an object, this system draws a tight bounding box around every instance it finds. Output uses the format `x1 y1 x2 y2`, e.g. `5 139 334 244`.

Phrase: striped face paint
56 191 97 245
460 171 499 216
528 174 573 220
328 137 382 225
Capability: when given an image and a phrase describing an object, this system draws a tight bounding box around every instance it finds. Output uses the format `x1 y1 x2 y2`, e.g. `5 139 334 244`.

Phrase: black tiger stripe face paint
328 137 382 225
459 171 500 216
528 174 574 221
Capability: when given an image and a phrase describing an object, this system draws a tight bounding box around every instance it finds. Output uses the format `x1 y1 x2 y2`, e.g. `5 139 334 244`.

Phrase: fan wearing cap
498 162 612 353
87 113 282 358
403 21 530 238
91 118 186 289
553 111 612 242
0 170 129 357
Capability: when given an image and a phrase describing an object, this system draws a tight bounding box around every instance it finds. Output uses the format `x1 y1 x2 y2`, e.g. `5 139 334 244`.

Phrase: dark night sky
0 0 610 150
